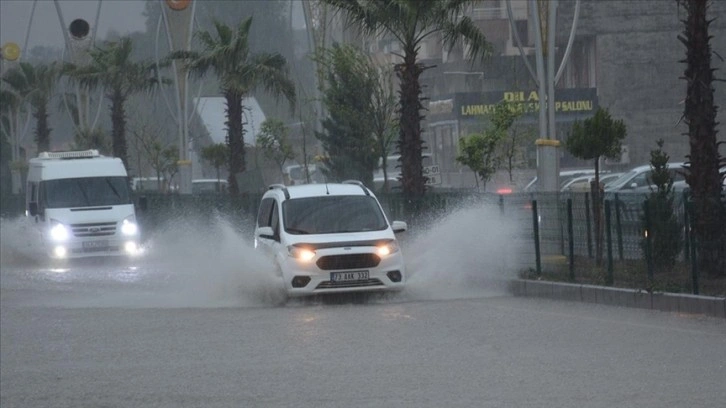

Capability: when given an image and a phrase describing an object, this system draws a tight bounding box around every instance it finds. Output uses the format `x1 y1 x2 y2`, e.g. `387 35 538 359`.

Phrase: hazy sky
1 0 147 55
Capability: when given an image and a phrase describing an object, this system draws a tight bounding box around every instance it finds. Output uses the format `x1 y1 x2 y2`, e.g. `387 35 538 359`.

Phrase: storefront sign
453 88 598 121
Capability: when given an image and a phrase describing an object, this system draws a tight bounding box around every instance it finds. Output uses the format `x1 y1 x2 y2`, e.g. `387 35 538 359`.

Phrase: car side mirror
28 202 38 216
629 182 638 189
257 226 276 240
391 220 407 233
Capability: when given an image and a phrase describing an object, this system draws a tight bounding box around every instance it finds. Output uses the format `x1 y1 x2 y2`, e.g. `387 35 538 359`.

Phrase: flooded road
2 206 724 408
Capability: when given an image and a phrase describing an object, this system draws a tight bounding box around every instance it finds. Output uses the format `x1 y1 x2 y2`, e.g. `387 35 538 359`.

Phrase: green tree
3 62 60 153
641 139 683 277
256 118 295 180
170 17 296 196
200 143 229 192
456 102 519 191
678 0 725 278
566 107 626 266
498 106 535 183
321 0 490 197
316 43 378 187
3 62 61 154
71 127 109 153
161 147 179 192
456 131 502 192
370 62 399 192
64 37 162 169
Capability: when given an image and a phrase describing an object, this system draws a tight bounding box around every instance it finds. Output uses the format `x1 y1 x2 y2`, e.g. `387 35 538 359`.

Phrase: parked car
254 181 407 298
604 162 686 193
561 173 623 192
192 179 228 194
524 169 609 192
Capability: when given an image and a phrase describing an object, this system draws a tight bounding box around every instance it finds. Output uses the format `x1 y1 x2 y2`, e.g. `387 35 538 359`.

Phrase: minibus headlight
50 219 70 241
288 245 316 262
376 240 399 257
121 216 138 236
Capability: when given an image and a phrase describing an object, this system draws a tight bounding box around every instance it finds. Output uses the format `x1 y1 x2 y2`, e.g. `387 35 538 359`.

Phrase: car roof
626 162 686 172
266 182 371 200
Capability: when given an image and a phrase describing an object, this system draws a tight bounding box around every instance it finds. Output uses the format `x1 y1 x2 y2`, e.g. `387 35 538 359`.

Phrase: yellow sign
454 88 598 119
1 42 20 61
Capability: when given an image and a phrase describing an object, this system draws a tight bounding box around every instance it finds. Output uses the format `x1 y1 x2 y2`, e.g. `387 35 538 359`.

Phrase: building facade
366 0 726 191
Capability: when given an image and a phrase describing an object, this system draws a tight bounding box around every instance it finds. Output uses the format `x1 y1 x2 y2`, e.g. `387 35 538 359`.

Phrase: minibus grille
72 222 117 237
316 254 381 270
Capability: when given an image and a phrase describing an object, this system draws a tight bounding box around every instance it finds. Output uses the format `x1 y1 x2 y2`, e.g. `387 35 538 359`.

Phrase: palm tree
3 62 61 153
2 65 33 160
64 37 161 169
321 0 490 196
171 17 296 196
678 0 725 277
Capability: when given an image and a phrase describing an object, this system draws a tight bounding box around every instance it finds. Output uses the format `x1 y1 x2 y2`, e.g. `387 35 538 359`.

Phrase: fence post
683 190 690 262
532 199 542 277
686 200 699 295
644 202 654 285
567 198 574 281
585 192 593 258
615 194 624 261
605 200 614 285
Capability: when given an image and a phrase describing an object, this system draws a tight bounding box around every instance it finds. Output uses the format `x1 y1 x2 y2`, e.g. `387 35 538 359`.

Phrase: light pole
506 0 581 192
157 0 195 194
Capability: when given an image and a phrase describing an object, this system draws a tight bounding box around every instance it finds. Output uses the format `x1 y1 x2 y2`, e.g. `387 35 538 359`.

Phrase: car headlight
288 245 316 262
49 219 69 241
376 239 399 257
121 216 138 236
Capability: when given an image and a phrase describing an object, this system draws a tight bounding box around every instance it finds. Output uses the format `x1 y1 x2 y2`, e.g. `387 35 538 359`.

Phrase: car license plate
83 240 108 249
330 270 369 282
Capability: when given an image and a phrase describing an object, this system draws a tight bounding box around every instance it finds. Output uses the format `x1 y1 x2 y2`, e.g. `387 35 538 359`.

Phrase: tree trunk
225 92 245 196
396 45 426 198
110 91 128 169
34 101 51 153
680 0 725 277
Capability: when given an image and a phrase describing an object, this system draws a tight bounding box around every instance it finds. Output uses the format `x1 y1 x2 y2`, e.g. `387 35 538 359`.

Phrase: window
282 196 387 234
257 197 274 227
40 177 132 208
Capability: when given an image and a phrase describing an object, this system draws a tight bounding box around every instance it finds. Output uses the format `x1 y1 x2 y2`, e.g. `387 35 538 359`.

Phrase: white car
254 181 407 297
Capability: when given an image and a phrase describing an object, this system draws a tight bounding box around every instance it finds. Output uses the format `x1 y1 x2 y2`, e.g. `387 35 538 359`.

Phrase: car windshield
282 195 388 234
41 176 132 208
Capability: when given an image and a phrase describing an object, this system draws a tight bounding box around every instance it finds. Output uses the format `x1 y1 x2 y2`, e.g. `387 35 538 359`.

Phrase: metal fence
525 190 724 296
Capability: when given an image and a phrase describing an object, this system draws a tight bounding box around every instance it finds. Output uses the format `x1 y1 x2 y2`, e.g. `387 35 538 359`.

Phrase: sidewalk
509 279 726 319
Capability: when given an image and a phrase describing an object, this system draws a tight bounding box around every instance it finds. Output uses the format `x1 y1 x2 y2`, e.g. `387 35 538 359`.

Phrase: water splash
1 198 526 308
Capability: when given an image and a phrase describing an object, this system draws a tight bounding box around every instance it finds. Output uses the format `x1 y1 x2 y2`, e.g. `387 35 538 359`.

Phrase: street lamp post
158 0 196 194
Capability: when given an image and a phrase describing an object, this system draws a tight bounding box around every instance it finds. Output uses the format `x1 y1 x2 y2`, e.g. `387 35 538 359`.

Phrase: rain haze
0 0 147 52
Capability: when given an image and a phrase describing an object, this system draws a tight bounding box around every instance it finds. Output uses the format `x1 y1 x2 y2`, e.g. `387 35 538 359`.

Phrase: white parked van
25 150 141 259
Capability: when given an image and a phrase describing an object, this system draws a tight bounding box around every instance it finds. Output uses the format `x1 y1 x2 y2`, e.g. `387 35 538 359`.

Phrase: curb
509 279 726 319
